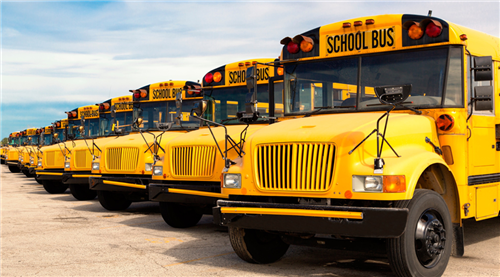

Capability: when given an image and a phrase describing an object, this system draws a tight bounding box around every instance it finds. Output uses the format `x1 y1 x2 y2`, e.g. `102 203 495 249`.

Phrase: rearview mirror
190 100 208 117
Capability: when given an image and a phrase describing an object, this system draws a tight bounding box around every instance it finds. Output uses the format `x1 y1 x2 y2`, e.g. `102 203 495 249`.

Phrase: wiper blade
220 118 239 124
304 105 354 117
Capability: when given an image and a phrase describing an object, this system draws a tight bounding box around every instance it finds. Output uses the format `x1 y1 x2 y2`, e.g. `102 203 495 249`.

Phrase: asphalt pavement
1 165 499 276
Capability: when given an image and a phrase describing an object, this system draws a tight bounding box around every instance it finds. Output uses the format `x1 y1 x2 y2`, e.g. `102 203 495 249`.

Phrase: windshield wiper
304 105 355 117
367 102 422 114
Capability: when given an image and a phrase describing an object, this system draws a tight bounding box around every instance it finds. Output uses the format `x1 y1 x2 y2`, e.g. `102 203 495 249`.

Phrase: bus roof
280 14 499 61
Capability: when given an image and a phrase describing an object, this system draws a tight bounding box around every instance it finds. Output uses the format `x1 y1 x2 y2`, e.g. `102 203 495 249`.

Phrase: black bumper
6 160 19 166
149 181 224 204
35 168 64 181
28 167 37 175
89 175 151 193
214 200 408 238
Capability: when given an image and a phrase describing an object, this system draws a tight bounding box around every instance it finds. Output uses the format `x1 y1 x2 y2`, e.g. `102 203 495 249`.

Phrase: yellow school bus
36 108 95 194
18 128 41 177
28 125 55 182
35 121 67 184
62 95 133 200
214 14 500 277
148 58 284 227
4 131 21 172
89 80 202 210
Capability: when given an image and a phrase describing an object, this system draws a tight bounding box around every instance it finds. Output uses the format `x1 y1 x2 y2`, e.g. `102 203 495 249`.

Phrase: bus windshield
204 82 284 124
68 118 100 139
133 100 201 131
55 128 65 142
100 111 134 136
28 135 39 145
42 134 53 145
284 46 463 115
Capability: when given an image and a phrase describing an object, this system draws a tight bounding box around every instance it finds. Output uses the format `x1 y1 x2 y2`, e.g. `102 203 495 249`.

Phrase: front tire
35 175 43 185
159 202 203 228
8 165 21 173
97 191 132 211
387 189 452 277
69 184 97 200
229 227 290 264
42 180 69 194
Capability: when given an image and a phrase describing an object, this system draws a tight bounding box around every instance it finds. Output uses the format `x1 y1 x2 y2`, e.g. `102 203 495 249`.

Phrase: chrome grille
171 146 216 177
256 143 335 192
106 147 139 172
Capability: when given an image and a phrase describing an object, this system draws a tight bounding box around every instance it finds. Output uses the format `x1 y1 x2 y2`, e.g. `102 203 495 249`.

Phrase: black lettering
265 68 269 80
355 32 362 50
334 35 340 53
379 29 386 47
340 34 347 52
348 33 354 51
362 32 368 49
327 36 334 54
372 30 378 48
387 28 394 46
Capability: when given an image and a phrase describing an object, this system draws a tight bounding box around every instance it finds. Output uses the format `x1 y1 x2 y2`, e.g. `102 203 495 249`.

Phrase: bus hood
248 112 438 157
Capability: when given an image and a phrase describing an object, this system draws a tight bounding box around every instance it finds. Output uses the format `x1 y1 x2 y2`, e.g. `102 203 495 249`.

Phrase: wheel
22 168 35 178
42 180 69 194
8 165 21 173
35 175 43 185
387 189 452 277
159 202 203 228
69 184 97 200
229 227 290 264
97 190 132 211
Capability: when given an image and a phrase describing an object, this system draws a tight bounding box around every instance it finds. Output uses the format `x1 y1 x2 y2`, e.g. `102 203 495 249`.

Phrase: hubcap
414 209 446 268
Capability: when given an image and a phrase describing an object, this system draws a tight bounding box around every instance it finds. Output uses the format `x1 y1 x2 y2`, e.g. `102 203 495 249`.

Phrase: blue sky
1 0 499 139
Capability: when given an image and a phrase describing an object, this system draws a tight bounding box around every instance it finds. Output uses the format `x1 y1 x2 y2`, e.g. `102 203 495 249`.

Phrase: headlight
223 174 241 188
92 162 100 170
37 161 42 168
153 166 163 176
145 163 153 172
30 157 34 164
64 162 70 169
352 175 383 192
19 157 23 162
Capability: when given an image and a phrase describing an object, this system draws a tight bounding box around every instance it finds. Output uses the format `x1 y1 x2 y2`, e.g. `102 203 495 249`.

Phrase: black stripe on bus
468 173 500 186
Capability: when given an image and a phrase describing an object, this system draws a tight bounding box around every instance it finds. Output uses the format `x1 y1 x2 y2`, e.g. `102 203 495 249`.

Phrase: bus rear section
89 80 202 211
214 13 500 277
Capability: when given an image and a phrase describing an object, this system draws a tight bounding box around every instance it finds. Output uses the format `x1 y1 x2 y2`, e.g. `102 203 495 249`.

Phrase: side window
444 47 463 106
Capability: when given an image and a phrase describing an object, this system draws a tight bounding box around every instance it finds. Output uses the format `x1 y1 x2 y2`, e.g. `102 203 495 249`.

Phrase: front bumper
62 171 101 185
214 200 408 238
89 175 151 192
149 181 227 205
36 168 64 181
6 160 19 166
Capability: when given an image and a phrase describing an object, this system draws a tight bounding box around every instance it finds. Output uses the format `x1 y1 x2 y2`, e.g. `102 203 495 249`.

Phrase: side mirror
28 137 32 141
78 125 85 135
175 91 183 109
190 100 208 117
110 105 117 118
246 66 257 90
473 56 493 81
374 84 412 105
474 86 494 111
133 116 143 128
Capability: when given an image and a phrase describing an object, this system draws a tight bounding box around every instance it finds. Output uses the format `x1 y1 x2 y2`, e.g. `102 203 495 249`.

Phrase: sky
1 0 499 139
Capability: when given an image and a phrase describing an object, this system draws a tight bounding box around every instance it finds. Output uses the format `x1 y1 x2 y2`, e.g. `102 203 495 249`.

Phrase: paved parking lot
1 165 499 276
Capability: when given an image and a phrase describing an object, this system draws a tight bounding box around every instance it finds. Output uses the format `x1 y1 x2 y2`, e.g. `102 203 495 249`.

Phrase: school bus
4 131 21 172
18 127 42 177
213 14 500 277
36 110 95 194
148 58 284 227
15 130 32 172
62 96 133 200
89 80 202 210
28 125 55 182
